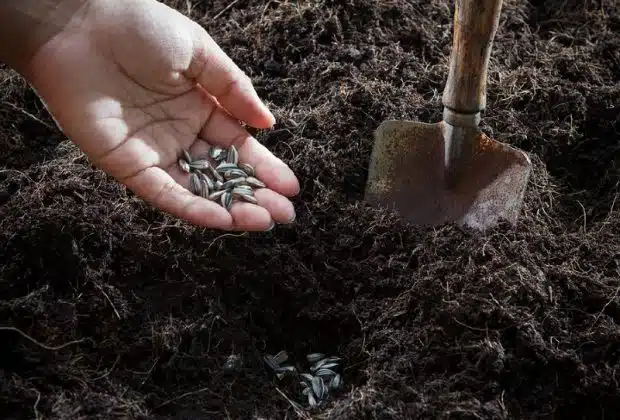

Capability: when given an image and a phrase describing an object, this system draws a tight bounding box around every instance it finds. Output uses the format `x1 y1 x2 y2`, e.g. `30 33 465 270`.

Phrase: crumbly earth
1 0 619 418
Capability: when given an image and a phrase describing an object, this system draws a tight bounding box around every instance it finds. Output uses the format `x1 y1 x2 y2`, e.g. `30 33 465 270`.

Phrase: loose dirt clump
1 0 619 419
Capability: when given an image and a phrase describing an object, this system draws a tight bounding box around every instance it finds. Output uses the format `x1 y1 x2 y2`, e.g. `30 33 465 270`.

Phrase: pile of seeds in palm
177 144 266 210
263 350 343 408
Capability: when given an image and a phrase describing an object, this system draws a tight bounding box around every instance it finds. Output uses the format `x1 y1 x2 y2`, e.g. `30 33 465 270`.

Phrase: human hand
21 0 299 231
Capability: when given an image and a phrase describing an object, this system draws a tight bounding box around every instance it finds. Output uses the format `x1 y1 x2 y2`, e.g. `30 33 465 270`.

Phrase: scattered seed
182 149 192 163
330 374 342 389
311 376 325 399
263 355 279 371
308 392 317 407
316 368 337 377
307 353 326 363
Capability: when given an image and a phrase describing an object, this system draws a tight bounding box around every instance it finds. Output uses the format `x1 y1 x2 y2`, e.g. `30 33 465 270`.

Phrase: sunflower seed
182 149 192 163
245 176 266 188
263 355 279 371
189 159 211 170
330 374 342 390
311 376 325 399
308 392 317 407
273 350 289 364
199 178 210 198
307 353 326 363
300 373 314 383
209 190 226 201
209 146 226 161
222 177 247 190
232 189 258 204
275 365 296 375
226 145 239 165
216 162 238 173
311 358 340 372
239 163 256 177
302 386 312 395
189 173 201 195
221 192 233 210
198 172 215 190
224 169 248 180
208 166 225 183
178 158 191 173
316 368 337 377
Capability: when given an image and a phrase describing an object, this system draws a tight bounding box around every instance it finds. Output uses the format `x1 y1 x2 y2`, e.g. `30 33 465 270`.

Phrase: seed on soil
307 353 326 363
177 144 268 212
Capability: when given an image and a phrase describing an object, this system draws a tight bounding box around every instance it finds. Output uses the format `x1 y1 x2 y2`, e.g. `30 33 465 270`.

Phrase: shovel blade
364 119 532 231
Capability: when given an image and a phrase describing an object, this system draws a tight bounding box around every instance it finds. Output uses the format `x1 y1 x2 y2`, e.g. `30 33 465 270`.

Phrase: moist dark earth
1 0 619 418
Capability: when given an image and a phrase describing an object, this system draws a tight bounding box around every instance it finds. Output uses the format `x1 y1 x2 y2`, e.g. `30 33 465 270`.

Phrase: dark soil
1 0 619 418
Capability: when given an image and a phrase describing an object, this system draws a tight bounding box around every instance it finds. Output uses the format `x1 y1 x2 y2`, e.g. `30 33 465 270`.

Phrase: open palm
23 0 298 231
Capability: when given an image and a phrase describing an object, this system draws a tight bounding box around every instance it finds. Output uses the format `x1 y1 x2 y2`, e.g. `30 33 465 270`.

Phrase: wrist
0 0 89 76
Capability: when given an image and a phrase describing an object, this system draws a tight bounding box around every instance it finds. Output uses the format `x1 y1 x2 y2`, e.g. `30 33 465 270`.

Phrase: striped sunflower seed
311 376 325 399
245 176 266 188
182 149 192 163
189 173 201 195
224 169 248 180
178 158 191 173
221 192 233 210
199 177 210 199
330 374 342 390
239 163 255 177
232 188 258 204
222 177 247 190
216 162 238 173
189 159 211 170
307 353 326 363
209 146 226 161
198 172 215 191
209 190 226 201
226 145 239 165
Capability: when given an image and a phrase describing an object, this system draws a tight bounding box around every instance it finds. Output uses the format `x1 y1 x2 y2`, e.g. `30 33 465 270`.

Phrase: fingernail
286 213 296 224
266 220 276 231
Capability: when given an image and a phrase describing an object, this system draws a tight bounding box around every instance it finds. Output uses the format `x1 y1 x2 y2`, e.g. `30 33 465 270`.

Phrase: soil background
1 0 619 419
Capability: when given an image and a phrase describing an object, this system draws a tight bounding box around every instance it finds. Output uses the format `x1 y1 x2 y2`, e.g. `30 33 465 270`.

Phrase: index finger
186 23 275 129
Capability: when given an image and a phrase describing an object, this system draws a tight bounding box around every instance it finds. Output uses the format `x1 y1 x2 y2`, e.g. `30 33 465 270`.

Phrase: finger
120 166 234 230
196 103 300 197
187 23 275 129
187 140 297 225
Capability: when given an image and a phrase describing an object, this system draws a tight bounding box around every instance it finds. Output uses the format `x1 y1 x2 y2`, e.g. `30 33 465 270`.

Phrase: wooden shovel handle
442 0 503 114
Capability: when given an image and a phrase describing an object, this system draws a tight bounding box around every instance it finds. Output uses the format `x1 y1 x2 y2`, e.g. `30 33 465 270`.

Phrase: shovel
363 0 532 231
